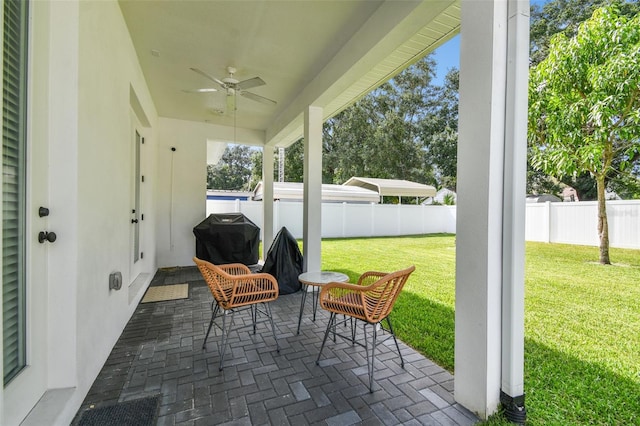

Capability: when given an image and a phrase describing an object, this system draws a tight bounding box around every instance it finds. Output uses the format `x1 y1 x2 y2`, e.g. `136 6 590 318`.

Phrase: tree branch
613 88 639 128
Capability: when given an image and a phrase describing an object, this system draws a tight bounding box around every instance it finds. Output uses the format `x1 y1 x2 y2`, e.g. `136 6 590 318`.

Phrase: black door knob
131 219 139 224
38 231 57 243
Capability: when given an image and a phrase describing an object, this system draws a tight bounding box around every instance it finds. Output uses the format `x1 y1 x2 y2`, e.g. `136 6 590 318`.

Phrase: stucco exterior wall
155 117 264 268
2 2 159 424
74 2 159 412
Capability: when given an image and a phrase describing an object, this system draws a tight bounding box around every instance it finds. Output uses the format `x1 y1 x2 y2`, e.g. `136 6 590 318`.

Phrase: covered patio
1 0 529 424
73 267 477 425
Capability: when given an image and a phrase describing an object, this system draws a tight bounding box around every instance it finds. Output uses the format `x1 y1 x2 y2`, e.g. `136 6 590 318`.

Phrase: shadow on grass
524 338 639 425
392 290 455 372
391 291 639 425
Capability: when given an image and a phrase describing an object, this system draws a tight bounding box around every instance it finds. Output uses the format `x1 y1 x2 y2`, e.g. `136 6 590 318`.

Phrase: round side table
296 271 349 335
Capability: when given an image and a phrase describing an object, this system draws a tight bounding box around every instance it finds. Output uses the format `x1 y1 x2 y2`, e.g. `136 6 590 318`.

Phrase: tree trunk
596 175 611 265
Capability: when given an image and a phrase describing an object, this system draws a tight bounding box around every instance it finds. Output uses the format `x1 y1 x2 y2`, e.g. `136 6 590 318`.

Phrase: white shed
252 181 380 203
343 177 437 202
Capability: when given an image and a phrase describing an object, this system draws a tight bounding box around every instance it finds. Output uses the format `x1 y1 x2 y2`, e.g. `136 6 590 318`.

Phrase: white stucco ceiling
118 0 460 147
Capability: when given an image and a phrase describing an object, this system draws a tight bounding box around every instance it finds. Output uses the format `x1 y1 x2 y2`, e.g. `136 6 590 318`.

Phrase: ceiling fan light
226 94 237 112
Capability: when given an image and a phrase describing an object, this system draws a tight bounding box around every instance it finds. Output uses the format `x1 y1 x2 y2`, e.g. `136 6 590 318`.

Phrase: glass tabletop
298 271 349 286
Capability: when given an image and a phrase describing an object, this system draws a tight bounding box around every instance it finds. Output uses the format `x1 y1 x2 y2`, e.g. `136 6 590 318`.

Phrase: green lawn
319 234 640 425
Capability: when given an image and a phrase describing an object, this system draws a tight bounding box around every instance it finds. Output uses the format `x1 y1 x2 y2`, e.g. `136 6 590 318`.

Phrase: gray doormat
78 396 159 426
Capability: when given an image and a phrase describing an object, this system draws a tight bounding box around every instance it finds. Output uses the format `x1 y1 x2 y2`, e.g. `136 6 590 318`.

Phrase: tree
282 141 304 182
247 144 304 185
526 168 563 197
528 0 640 197
322 63 436 185
207 144 256 190
325 55 440 186
607 163 640 199
270 55 463 191
530 0 640 66
248 148 264 190
419 69 459 190
528 6 640 264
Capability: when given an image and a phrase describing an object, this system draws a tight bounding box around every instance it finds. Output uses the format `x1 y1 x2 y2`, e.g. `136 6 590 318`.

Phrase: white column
262 147 275 255
303 106 323 272
455 0 528 420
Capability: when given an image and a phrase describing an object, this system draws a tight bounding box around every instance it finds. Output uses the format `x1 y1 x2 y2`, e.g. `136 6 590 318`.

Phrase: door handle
131 219 139 224
38 231 57 243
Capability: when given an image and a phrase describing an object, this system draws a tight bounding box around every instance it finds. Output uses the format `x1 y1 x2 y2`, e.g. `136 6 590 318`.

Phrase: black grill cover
193 213 260 265
261 227 303 295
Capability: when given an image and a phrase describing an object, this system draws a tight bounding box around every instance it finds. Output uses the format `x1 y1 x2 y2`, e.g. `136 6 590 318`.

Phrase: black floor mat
77 396 159 426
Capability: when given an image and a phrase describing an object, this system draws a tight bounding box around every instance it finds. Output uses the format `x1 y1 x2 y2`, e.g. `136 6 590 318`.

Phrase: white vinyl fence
207 199 640 249
525 200 640 249
206 200 456 239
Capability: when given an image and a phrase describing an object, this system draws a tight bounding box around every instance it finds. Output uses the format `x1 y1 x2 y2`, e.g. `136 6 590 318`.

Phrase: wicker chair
193 257 279 370
316 265 415 392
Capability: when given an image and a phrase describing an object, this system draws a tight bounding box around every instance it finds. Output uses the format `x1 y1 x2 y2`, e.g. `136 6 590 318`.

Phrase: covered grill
193 213 260 265
261 227 303 295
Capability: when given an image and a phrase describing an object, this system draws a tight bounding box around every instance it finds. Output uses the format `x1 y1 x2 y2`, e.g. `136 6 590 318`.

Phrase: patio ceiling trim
265 0 460 147
323 4 460 119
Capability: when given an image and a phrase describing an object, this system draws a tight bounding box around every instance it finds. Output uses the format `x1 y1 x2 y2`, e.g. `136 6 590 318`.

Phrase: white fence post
342 202 347 238
544 201 550 243
370 202 375 237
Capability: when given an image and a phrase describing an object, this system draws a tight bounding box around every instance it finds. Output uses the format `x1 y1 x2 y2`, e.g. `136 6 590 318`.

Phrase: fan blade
241 91 277 105
236 76 265 91
190 67 226 88
182 88 217 93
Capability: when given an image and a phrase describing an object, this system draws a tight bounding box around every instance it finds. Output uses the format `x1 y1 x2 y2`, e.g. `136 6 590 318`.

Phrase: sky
431 0 550 85
431 35 460 86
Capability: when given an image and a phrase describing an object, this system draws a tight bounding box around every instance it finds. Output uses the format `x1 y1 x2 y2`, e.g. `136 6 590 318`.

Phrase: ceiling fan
190 66 277 112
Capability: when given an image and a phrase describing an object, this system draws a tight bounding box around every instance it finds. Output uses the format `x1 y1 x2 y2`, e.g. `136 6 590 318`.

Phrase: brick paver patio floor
74 267 478 425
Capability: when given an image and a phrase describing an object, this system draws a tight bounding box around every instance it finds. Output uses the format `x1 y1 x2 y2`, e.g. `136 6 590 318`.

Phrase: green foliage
527 0 640 197
282 140 305 182
442 192 455 205
526 167 564 198
247 147 288 189
528 5 640 263
213 55 459 190
419 69 459 190
608 167 640 199
482 410 513 426
248 148 264 190
529 6 640 179
321 235 640 425
530 0 640 66
247 145 305 188
324 57 437 185
562 171 599 200
207 144 257 190
280 55 455 188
